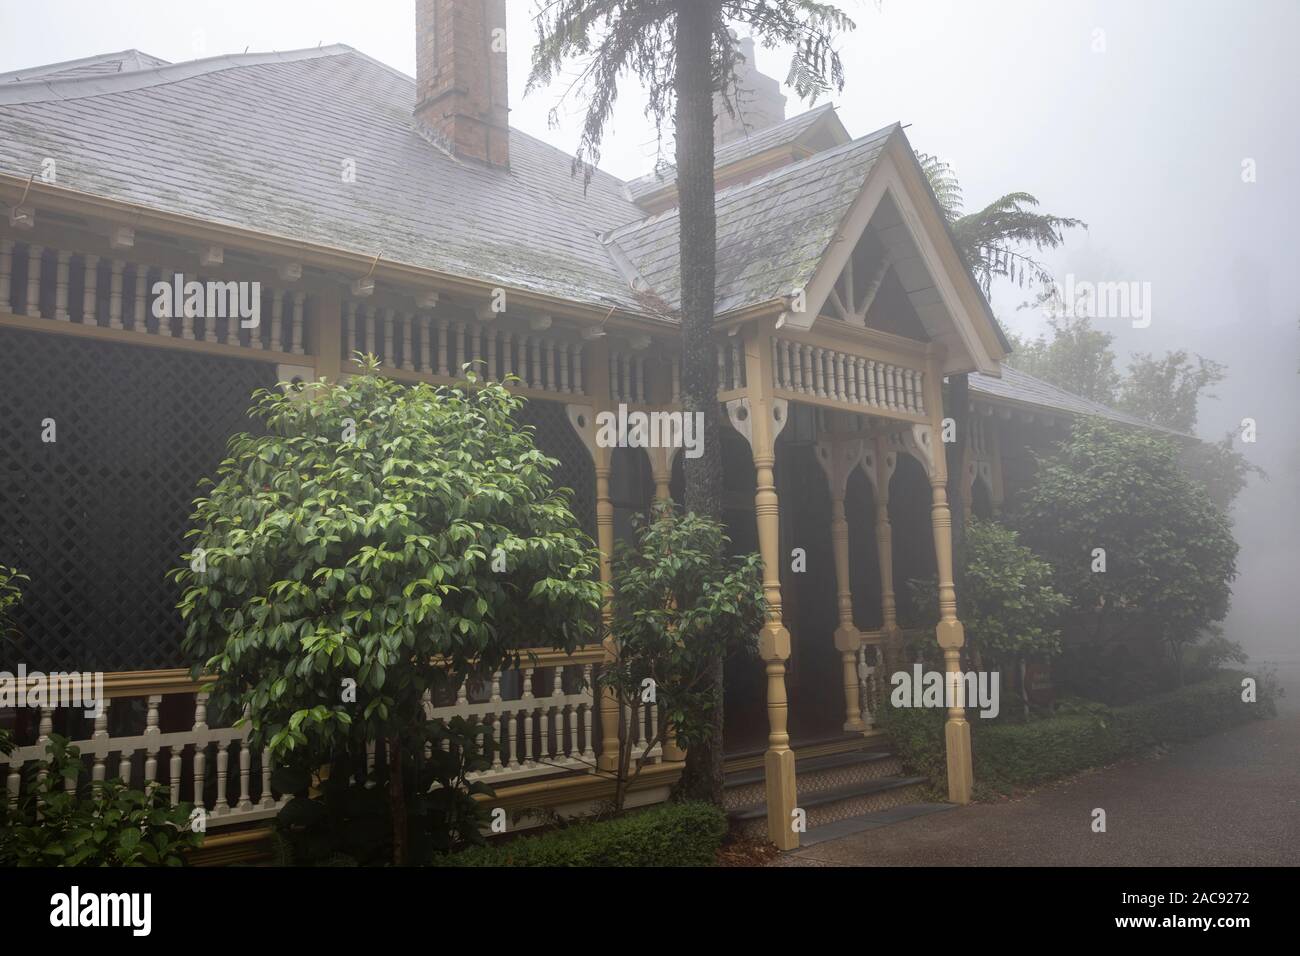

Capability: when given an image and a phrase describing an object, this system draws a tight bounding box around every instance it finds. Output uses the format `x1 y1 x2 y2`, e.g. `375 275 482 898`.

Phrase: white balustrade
424 648 603 785
4 683 286 829
771 336 925 416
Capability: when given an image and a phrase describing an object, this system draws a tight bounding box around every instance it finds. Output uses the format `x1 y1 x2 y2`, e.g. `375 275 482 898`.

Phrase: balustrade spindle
54 250 71 321
189 694 206 807
383 308 396 366
25 245 44 318
454 321 466 373
521 667 536 765
531 337 542 390
272 290 286 352
581 664 595 761
560 343 571 392
401 312 415 370
422 313 435 372
168 746 182 805
0 239 13 310
91 701 110 785
260 748 275 808
573 343 585 395
214 741 230 813
237 742 252 810
144 695 162 785
134 265 149 333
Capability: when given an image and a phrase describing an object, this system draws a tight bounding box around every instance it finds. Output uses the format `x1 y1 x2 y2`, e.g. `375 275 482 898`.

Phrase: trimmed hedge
439 801 727 867
883 670 1273 798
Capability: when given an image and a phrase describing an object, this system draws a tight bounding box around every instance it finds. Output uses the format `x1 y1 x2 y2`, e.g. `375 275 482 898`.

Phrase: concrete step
730 774 931 840
723 749 903 811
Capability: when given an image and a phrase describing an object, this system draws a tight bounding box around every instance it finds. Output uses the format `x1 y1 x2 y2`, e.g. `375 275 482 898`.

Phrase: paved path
775 662 1300 867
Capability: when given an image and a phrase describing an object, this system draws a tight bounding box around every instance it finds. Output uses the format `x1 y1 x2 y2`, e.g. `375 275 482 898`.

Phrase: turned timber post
922 360 973 804
584 338 621 773
737 322 797 849
814 434 867 733
872 435 901 675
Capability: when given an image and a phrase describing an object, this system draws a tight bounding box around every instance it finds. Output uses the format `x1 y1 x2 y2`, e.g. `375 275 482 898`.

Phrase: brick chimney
415 0 510 168
714 35 787 145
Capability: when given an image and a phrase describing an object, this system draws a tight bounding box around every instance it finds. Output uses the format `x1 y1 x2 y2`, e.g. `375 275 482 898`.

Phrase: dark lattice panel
513 397 595 540
0 328 278 671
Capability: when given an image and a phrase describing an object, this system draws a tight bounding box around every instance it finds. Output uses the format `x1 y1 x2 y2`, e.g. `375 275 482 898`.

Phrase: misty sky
2 0 1296 656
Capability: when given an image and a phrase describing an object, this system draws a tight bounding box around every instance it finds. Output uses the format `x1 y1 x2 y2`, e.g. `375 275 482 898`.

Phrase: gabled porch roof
604 123 1010 376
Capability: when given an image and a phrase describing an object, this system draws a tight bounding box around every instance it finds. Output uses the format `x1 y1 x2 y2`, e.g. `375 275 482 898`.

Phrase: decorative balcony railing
609 349 648 403
420 645 611 786
0 238 309 354
4 677 286 831
854 627 929 729
3 646 620 829
772 336 925 416
345 302 587 397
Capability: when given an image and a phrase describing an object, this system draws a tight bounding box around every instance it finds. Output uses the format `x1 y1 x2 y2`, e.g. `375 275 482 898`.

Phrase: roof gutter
0 174 669 331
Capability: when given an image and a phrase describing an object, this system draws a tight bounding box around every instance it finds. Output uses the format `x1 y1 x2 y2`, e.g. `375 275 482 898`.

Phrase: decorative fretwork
772 336 925 416
0 328 278 671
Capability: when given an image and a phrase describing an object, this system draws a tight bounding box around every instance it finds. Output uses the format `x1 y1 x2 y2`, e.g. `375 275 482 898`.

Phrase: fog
4 0 1295 661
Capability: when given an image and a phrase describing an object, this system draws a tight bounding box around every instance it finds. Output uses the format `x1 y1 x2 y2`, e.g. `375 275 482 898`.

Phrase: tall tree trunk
672 0 726 806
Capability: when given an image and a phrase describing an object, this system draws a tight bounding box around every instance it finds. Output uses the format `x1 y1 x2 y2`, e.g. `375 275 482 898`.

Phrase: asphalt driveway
774 660 1300 867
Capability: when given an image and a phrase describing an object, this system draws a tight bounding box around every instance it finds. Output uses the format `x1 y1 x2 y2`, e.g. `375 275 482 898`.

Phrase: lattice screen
0 328 278 671
513 397 595 540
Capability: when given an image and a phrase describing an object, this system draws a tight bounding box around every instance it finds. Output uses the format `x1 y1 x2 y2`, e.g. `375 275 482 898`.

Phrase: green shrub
0 735 204 866
882 670 1273 798
439 801 727 867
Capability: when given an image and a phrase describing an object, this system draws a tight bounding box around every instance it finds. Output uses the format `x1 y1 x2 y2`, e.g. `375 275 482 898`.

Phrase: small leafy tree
601 503 764 810
0 735 203 867
1013 419 1238 684
171 359 603 864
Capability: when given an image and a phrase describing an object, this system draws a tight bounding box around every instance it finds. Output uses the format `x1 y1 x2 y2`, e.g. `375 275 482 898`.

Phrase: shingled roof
623 102 846 203
0 49 170 84
0 45 652 315
969 365 1190 437
605 125 896 315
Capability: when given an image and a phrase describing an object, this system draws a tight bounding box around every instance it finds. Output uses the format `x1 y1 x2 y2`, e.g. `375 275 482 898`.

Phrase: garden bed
882 670 1274 799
